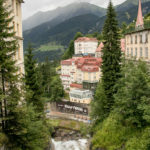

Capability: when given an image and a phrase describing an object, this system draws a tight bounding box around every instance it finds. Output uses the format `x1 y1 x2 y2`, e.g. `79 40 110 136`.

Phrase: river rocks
53 128 84 141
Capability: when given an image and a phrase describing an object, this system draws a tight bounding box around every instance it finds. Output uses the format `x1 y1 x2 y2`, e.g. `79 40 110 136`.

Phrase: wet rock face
53 129 82 141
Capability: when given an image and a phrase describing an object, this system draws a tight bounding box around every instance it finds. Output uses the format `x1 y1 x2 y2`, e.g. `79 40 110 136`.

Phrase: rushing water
52 139 88 150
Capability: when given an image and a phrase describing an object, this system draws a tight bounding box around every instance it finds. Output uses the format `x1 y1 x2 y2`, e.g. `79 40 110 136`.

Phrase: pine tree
101 1 121 113
25 45 44 113
0 0 30 148
62 32 83 59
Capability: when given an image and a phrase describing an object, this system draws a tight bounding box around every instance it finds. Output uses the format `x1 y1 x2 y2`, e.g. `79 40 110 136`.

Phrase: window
140 48 143 57
146 34 148 43
131 48 133 57
131 36 133 44
135 35 137 44
135 48 137 57
140 35 142 43
17 23 19 35
16 2 19 16
12 0 14 12
145 47 148 58
13 21 15 32
127 48 129 56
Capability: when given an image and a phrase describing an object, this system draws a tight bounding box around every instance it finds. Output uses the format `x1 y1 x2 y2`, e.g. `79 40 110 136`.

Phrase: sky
22 0 126 20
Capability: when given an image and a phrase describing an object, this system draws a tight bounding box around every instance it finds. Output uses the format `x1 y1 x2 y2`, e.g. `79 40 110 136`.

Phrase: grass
37 42 65 52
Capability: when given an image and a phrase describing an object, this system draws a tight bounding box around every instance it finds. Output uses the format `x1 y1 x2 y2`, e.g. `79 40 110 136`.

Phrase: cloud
22 0 126 20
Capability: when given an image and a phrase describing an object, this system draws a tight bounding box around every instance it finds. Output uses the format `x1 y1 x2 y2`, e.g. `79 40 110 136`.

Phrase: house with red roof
61 56 102 91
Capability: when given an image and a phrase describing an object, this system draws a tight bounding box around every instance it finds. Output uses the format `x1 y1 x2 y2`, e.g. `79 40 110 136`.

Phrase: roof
96 42 104 52
96 40 125 53
136 0 144 28
81 65 99 72
75 37 98 42
61 58 75 65
70 83 83 89
61 75 70 77
76 56 102 72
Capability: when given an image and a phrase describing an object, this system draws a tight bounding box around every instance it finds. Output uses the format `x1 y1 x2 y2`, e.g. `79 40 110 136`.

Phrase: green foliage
114 61 150 127
25 44 44 113
92 114 134 150
101 1 121 116
91 82 107 123
92 61 150 150
50 75 64 102
62 32 83 59
126 127 150 150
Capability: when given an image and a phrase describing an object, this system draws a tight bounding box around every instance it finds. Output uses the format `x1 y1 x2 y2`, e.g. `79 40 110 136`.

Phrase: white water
52 139 88 150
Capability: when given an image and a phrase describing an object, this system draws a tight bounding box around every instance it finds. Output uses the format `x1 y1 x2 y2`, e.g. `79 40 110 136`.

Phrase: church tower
136 0 144 30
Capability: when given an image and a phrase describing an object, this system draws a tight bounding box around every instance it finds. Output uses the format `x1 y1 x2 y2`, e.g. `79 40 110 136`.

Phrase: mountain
23 1 150 62
23 14 99 49
116 0 150 11
92 1 150 33
23 2 106 31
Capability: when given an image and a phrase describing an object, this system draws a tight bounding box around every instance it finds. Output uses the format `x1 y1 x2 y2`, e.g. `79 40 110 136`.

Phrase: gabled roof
70 83 83 89
96 42 104 52
75 37 98 42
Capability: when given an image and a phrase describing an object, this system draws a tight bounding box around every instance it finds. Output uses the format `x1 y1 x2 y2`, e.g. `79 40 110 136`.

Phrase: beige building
7 0 24 75
61 56 102 90
125 0 150 62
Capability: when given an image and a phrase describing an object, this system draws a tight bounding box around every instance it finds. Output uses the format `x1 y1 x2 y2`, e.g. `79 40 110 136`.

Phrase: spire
136 0 144 30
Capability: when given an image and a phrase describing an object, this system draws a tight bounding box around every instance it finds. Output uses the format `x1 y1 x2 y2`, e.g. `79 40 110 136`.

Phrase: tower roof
136 0 144 29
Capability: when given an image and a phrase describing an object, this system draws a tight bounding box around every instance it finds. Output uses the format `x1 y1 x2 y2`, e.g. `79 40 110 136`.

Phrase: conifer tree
25 45 44 113
0 0 31 148
62 32 83 59
101 1 121 113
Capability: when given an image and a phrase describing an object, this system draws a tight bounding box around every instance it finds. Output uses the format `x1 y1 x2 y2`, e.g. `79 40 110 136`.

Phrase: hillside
23 1 150 62
24 14 99 48
116 0 150 11
24 14 99 62
23 2 106 31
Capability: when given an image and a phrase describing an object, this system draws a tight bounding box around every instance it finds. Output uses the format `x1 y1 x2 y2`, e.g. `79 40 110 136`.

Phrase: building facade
125 0 150 62
61 56 102 90
74 37 98 55
7 0 24 75
69 89 93 104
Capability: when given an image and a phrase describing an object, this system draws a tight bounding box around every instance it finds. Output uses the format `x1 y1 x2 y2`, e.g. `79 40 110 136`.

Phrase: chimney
136 0 144 30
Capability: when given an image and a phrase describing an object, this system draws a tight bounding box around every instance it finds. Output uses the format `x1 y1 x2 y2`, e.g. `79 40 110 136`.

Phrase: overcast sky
22 0 126 20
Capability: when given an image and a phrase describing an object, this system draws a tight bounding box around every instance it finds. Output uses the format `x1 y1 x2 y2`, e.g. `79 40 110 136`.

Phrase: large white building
7 0 24 75
61 56 102 90
74 37 98 55
125 0 150 62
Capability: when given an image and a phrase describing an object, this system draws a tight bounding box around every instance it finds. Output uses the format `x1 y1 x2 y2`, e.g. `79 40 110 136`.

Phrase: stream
51 139 88 150
50 128 90 150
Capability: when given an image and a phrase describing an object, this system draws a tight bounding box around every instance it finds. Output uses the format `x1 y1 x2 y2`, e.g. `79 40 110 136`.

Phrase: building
7 0 24 75
125 0 150 62
95 39 125 58
69 89 93 104
74 37 98 55
61 56 102 90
